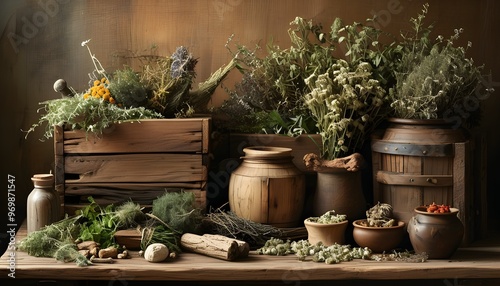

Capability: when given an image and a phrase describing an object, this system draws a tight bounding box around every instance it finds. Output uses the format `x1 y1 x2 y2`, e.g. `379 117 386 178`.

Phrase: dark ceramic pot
313 168 366 221
352 220 406 253
407 206 464 259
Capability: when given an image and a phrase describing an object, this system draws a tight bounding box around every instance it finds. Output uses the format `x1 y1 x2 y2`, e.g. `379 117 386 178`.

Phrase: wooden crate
54 118 210 215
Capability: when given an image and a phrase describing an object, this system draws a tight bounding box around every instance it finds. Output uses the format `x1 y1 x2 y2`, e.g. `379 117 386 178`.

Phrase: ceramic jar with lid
27 174 60 234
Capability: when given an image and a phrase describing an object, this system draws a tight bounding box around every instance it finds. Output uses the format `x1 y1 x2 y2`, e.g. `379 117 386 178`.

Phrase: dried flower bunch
215 15 396 161
215 17 338 135
388 3 494 127
26 40 235 140
304 60 387 160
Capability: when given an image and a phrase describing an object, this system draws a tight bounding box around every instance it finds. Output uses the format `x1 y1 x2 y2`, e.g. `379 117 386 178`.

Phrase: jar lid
32 174 54 187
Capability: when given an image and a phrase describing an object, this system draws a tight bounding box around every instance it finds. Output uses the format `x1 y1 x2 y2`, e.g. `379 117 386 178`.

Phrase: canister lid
31 174 54 187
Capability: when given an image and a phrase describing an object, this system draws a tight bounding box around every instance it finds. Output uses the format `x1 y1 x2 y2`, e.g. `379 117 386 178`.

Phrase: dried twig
206 206 306 247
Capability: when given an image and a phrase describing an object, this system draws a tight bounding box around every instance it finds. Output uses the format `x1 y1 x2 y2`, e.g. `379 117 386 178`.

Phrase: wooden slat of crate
57 118 210 154
65 184 205 202
63 183 206 215
64 153 206 183
54 118 210 214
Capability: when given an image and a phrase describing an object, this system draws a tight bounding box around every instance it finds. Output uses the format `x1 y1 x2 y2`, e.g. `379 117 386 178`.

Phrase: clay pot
352 220 406 253
313 168 366 221
408 206 464 259
304 219 348 246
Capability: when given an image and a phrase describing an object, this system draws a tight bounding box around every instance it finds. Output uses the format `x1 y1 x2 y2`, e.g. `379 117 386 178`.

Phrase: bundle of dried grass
206 208 307 248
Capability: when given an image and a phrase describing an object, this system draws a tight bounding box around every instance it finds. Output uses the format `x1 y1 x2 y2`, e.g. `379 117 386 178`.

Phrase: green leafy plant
17 198 145 266
75 197 145 248
329 17 401 91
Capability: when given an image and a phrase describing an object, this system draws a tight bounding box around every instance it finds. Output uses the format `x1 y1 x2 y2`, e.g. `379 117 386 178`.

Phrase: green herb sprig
25 95 162 141
17 198 145 266
388 3 494 127
75 197 145 248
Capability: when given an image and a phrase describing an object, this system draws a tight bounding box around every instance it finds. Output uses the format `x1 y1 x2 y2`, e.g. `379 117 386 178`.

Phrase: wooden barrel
228 146 306 227
371 118 470 231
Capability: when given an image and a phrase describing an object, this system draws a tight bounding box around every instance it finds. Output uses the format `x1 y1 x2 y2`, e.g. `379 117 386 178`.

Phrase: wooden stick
180 233 249 261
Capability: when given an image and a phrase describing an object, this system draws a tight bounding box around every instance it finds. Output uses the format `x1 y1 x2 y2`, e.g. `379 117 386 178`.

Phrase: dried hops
256 238 372 264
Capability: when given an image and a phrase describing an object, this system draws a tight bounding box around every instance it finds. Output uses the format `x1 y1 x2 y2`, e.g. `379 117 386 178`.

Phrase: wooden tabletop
2 221 500 282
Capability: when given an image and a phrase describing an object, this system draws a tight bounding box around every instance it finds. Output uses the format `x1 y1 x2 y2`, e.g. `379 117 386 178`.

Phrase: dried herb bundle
17 215 91 266
26 41 235 140
206 209 306 247
109 67 148 108
140 224 181 253
25 95 162 141
140 191 205 254
363 202 396 227
389 3 493 127
151 191 204 235
17 198 145 266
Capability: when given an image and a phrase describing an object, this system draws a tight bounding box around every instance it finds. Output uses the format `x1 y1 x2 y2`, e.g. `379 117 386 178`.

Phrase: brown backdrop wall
1 0 499 238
